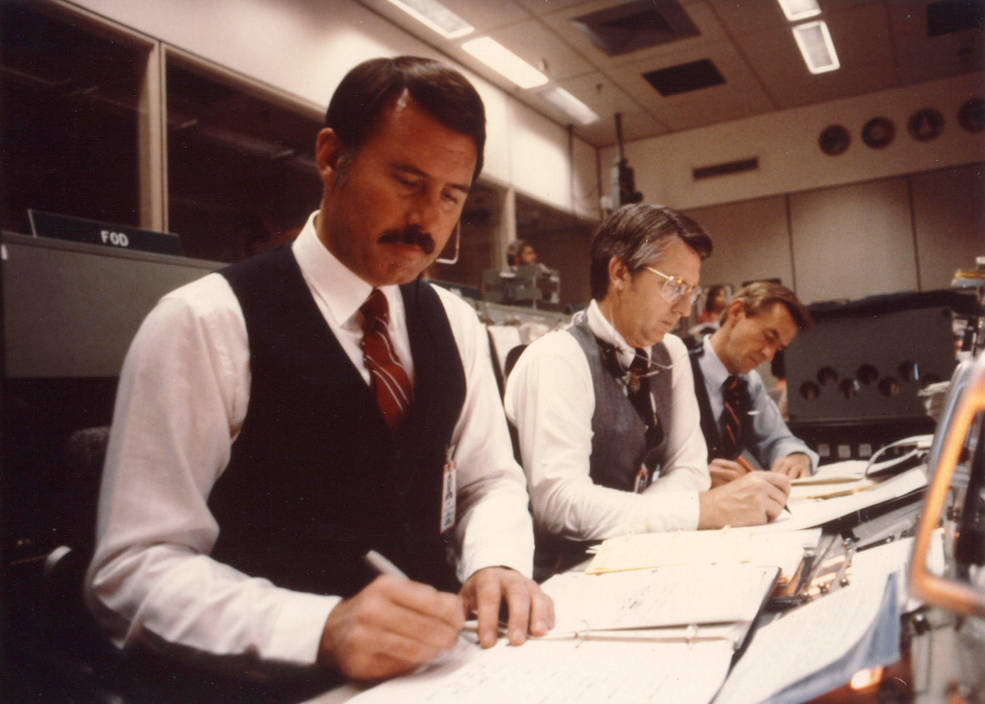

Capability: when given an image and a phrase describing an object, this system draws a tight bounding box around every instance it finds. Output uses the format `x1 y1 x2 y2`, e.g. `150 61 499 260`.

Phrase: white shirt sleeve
504 330 708 542
85 274 337 667
435 288 535 582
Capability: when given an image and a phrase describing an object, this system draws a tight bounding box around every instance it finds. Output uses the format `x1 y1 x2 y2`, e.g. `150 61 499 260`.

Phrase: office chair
36 425 130 703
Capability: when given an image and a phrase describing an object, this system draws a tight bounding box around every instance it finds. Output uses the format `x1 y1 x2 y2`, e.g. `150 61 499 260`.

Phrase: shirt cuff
641 491 701 532
266 592 340 666
459 546 534 582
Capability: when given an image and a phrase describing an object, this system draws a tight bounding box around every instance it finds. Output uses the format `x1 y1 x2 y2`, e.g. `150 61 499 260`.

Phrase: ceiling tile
735 3 899 109
482 17 596 80
608 41 775 130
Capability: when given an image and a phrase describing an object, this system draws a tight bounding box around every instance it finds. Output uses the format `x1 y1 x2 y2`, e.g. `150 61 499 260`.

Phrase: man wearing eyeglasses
690 281 818 487
504 204 792 575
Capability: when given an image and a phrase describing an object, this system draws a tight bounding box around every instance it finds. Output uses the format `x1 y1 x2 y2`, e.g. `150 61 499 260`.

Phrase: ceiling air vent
692 157 759 180
927 0 984 37
644 59 725 96
571 0 699 57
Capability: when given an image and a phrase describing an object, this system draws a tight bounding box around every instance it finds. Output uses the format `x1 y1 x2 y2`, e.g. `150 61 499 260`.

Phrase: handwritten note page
587 529 820 579
542 563 778 634
347 637 734 704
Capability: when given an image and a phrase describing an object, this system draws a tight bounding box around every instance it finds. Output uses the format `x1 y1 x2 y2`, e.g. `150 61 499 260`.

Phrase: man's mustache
377 226 435 255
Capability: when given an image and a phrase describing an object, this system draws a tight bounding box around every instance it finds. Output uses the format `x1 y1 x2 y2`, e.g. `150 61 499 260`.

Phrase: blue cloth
695 335 819 470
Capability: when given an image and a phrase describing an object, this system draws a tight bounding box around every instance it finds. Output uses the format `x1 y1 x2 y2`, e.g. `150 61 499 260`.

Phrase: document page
542 563 778 634
749 466 927 533
714 570 900 704
347 636 734 704
587 529 820 579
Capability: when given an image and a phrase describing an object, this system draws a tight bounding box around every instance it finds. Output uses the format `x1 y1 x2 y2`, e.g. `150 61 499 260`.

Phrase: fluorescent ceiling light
461 37 548 89
386 0 473 40
776 0 821 22
540 86 600 125
792 21 840 74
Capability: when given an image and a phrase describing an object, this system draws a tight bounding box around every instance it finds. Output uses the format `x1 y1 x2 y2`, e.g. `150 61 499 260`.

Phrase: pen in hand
363 549 408 579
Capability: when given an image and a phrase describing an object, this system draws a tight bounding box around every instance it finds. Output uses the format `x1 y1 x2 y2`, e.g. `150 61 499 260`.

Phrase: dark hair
325 56 486 183
589 203 713 300
704 284 727 314
506 238 531 267
726 281 813 330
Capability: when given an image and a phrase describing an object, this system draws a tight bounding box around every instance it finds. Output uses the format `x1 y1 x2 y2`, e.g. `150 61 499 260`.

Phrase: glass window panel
165 58 322 262
0 3 146 233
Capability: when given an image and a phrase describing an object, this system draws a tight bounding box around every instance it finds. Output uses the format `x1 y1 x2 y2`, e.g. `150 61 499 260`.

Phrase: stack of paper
541 563 779 636
586 529 820 580
714 540 909 704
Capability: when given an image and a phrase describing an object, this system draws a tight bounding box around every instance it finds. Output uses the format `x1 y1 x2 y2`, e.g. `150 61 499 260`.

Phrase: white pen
363 549 408 578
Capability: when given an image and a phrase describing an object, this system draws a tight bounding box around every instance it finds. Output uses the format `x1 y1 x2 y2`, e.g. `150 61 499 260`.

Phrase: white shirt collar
584 299 648 368
291 211 404 329
701 334 733 388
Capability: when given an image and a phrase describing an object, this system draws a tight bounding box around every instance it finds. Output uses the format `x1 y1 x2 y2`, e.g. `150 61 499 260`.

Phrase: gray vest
567 315 673 492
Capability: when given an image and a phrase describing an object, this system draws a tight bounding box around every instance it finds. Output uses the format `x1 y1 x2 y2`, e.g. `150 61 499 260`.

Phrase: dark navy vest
688 345 725 463
208 247 466 597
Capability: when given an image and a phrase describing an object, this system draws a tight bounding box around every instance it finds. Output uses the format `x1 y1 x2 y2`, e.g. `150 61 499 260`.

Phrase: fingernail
481 632 495 647
532 620 545 634
511 629 524 643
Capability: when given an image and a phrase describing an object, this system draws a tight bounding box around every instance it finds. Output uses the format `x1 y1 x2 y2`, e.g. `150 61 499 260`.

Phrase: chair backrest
56 426 111 558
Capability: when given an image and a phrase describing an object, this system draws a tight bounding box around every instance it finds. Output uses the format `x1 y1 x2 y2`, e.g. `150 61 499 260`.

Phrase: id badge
633 464 650 494
440 444 457 534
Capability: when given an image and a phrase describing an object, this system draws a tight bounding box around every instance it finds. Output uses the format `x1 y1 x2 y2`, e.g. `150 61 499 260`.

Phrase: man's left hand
771 453 811 478
460 567 554 648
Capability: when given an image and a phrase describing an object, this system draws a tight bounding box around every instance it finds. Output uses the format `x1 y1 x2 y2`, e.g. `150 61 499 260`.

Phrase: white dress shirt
85 211 534 667
503 300 710 541
697 335 819 470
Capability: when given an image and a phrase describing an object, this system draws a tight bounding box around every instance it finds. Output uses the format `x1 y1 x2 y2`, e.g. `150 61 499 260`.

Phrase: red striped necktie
359 289 412 430
719 374 750 459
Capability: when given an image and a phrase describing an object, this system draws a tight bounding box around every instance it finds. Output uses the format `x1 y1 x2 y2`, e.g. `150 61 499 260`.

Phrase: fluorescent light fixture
540 86 600 125
792 20 840 74
461 37 548 89
776 0 821 22
385 0 473 40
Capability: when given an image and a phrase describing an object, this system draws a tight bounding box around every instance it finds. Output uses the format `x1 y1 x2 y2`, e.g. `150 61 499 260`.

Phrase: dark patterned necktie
628 349 664 451
719 374 750 459
359 289 412 430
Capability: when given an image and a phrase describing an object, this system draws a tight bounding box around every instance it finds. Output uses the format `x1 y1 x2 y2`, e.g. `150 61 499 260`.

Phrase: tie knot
723 374 745 393
629 349 648 376
360 289 389 330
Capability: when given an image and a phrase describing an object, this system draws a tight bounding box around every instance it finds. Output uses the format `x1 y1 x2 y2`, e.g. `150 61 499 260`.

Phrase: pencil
736 455 756 473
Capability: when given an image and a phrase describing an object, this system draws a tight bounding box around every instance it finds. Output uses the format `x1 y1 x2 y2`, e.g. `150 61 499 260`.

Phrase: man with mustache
504 205 791 575
86 56 552 697
689 281 817 487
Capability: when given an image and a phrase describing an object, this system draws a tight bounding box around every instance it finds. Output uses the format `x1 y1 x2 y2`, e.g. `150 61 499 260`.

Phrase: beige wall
601 72 985 210
684 162 984 305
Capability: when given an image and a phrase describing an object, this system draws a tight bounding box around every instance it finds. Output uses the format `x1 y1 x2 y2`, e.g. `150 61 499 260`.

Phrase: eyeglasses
643 267 702 307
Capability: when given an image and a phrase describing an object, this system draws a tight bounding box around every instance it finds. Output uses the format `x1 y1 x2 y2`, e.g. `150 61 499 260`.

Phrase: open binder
537 563 780 653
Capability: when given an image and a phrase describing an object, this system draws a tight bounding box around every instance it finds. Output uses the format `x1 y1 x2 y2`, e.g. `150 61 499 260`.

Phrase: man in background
504 204 791 576
690 281 818 486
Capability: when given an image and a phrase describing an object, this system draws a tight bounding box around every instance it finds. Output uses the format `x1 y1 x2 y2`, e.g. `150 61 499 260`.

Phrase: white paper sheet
586 528 820 579
714 569 900 704
542 563 778 634
346 636 735 704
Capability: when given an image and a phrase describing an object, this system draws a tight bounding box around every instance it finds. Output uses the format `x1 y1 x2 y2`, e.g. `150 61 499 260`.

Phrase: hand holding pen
316 550 464 681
